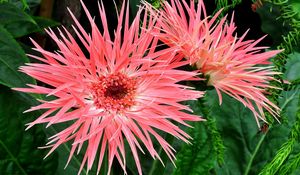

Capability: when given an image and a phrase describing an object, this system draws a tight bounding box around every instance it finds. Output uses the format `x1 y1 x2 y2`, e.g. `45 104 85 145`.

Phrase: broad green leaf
4 0 42 15
0 25 34 88
33 16 60 30
205 90 290 175
9 0 29 9
280 52 300 125
0 2 58 37
172 100 218 175
46 123 91 175
284 52 300 81
0 2 39 37
0 85 58 175
20 0 29 9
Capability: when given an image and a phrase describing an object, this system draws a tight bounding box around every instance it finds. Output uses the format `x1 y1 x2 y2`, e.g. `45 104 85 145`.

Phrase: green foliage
283 52 300 90
258 0 300 124
0 86 58 175
0 0 30 9
214 0 242 15
205 113 225 165
19 0 29 9
148 0 163 8
257 52 300 175
264 0 300 70
278 152 300 174
33 16 59 30
0 2 58 38
0 25 35 88
201 87 300 175
0 1 61 174
45 123 92 175
258 137 295 175
129 0 140 16
172 100 220 175
206 91 269 175
259 96 300 175
0 2 37 37
130 0 163 16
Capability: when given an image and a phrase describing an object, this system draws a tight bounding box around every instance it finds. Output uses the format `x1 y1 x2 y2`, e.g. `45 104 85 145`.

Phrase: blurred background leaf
0 85 58 175
0 2 58 38
0 1 61 175
0 25 35 88
0 2 38 37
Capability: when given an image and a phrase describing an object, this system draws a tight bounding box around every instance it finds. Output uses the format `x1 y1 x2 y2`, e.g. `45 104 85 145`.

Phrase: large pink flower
14 1 204 174
147 0 281 124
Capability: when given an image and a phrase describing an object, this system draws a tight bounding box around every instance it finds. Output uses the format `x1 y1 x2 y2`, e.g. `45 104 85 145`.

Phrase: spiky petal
13 1 204 174
146 0 281 124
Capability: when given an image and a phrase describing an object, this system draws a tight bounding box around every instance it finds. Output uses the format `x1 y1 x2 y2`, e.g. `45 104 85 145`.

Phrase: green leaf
33 16 60 30
5 0 42 15
46 124 90 175
256 3 289 47
259 92 300 175
258 52 300 175
0 2 58 37
281 52 300 124
0 25 34 88
284 52 300 81
172 100 218 175
291 0 300 19
0 2 40 37
124 131 177 175
204 90 291 175
0 85 58 175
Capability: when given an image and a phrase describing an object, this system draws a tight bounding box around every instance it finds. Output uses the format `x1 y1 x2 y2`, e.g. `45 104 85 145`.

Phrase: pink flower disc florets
91 72 137 112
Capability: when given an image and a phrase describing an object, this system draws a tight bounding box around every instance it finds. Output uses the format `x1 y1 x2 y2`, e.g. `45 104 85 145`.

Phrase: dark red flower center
91 72 137 112
104 84 128 99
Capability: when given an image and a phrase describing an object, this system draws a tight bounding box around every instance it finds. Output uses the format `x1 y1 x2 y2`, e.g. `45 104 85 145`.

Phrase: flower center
104 84 128 99
90 72 137 112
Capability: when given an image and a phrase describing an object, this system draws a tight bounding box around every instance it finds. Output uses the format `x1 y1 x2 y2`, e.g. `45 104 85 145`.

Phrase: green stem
0 139 27 175
148 146 163 175
244 131 269 175
148 133 175 175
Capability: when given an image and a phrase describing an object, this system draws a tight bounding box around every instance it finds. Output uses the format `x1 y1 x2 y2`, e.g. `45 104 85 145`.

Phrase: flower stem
244 131 268 175
148 146 163 175
149 133 175 175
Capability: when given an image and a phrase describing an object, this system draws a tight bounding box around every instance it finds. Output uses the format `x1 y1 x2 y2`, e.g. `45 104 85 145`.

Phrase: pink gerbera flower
13 1 204 174
146 0 281 124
